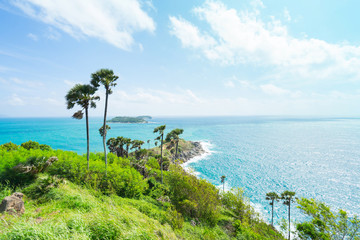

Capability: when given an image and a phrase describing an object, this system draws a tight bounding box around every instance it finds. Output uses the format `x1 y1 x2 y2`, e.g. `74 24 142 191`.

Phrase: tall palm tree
281 191 296 240
91 69 118 174
165 128 184 161
220 175 226 193
65 84 99 170
265 192 280 227
154 125 166 184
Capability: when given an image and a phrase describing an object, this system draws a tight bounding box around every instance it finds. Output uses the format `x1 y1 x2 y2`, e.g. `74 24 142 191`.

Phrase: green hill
0 141 284 240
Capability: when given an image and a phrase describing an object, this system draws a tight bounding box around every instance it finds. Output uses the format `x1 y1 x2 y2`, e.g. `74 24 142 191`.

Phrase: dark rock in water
0 192 25 215
178 141 205 162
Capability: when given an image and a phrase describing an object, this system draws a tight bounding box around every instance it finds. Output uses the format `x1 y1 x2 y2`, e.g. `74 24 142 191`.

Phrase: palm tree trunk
86 107 90 170
271 200 274 226
103 91 108 175
288 203 291 240
223 182 225 193
126 145 129 158
160 134 163 184
175 140 179 161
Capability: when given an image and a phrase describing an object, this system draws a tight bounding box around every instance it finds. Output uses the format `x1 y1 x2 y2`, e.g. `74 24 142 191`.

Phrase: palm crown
65 84 99 117
90 68 118 93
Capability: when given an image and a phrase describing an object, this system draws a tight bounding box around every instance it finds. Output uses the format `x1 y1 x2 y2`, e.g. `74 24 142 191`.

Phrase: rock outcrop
178 141 205 162
0 192 25 215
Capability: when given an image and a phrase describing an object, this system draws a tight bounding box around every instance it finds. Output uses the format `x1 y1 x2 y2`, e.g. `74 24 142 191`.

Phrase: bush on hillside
166 165 221 226
48 152 148 198
0 142 18 151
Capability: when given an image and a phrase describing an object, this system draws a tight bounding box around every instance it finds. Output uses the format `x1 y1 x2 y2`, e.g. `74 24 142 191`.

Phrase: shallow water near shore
1 116 360 224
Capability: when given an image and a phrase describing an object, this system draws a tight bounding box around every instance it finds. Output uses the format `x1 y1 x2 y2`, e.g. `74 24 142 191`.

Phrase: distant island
107 116 152 123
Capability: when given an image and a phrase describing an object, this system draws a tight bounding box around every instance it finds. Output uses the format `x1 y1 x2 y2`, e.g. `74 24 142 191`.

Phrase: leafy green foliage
0 142 18 151
20 140 40 150
296 197 360 239
166 165 221 226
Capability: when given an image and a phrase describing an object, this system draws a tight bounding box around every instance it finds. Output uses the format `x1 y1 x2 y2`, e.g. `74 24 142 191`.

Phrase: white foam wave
181 140 214 175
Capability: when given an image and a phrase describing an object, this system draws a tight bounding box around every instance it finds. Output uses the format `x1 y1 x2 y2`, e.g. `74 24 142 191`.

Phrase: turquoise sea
1 116 360 224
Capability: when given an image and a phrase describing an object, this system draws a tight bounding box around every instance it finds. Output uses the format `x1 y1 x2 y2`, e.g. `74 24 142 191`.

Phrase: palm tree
281 191 296 240
265 192 280 227
65 84 99 170
124 138 132 158
99 124 111 138
116 136 127 157
91 68 118 175
106 137 118 156
153 125 166 184
165 128 184 161
220 175 226 192
131 140 144 152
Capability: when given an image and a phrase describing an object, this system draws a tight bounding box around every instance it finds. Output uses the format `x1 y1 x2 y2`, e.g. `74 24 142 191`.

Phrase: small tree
153 125 166 184
220 175 226 193
281 191 296 240
65 84 99 170
265 192 279 226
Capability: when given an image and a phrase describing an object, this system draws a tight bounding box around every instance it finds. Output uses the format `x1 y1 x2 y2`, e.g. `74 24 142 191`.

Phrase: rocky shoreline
178 141 206 163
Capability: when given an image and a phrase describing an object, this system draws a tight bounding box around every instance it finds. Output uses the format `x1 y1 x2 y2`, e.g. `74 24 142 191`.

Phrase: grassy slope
0 178 229 240
0 143 284 240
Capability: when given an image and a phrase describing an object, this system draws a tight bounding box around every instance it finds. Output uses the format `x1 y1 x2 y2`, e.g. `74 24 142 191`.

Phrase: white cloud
284 8 291 21
224 80 235 88
169 0 360 81
13 0 155 50
113 88 205 105
169 16 216 50
64 79 76 87
27 33 38 41
45 27 61 40
9 94 25 106
260 84 302 98
10 77 44 88
260 84 289 96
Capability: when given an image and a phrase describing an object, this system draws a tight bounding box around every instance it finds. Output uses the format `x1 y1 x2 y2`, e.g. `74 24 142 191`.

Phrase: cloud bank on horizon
0 0 360 117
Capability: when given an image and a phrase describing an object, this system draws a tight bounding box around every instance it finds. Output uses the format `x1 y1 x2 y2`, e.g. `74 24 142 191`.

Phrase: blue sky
1 0 360 117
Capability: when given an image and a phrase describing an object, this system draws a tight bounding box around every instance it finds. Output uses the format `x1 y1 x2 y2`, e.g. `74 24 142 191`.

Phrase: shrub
88 218 120 240
166 165 221 226
169 209 184 230
20 140 41 150
0 142 18 151
23 175 63 199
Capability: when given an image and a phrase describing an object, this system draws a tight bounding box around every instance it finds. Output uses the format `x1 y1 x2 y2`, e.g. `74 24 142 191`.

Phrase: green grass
0 142 285 240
